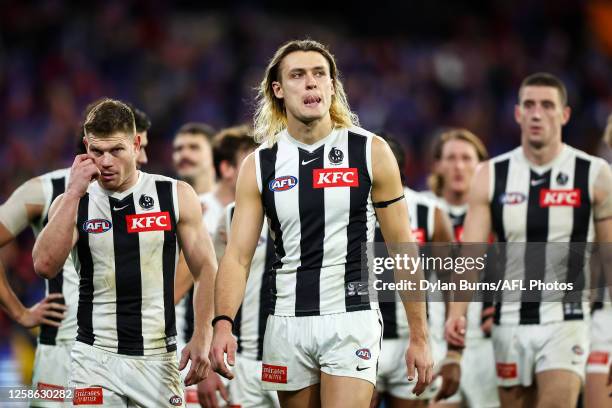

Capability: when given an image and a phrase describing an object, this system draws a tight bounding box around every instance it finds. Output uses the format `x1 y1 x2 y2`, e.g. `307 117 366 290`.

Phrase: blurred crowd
1 0 612 382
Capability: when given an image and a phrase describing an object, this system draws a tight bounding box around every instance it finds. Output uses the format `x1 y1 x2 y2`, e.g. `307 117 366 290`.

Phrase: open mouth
303 95 321 107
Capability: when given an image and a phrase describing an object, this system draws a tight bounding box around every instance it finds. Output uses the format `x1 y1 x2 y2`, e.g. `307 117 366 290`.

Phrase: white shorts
261 310 383 391
429 335 499 407
492 321 589 387
70 341 184 407
587 308 612 375
376 338 434 401
31 341 73 407
228 355 280 407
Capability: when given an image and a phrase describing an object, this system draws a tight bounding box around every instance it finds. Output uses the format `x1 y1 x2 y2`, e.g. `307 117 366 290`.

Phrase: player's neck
191 172 216 195
286 113 333 145
522 139 564 167
114 169 139 193
213 182 235 207
442 189 467 206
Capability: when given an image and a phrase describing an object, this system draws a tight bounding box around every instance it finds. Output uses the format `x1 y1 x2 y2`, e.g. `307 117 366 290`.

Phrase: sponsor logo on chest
539 189 581 207
269 176 298 192
126 211 172 233
313 168 359 188
83 219 112 234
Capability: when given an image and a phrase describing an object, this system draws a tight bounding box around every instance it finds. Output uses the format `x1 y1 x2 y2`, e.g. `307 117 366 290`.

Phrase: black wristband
212 315 234 329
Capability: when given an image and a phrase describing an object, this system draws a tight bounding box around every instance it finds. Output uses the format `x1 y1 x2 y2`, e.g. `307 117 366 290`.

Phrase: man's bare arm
371 136 433 395
174 252 193 305
33 155 98 279
210 154 264 379
0 177 68 327
175 181 218 385
432 207 454 243
592 164 612 300
32 194 79 279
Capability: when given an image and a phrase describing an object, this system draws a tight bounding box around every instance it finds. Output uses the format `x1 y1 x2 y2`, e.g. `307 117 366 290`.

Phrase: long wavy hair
253 39 358 144
428 128 489 196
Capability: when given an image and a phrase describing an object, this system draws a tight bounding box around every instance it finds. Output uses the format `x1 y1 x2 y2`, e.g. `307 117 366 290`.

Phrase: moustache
178 158 198 168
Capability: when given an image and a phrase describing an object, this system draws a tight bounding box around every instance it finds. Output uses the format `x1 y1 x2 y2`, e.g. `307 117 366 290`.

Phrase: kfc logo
313 168 359 188
126 212 172 233
539 189 581 207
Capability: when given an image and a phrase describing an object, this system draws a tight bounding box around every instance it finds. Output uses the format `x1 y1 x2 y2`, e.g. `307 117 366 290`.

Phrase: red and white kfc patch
312 168 359 188
126 211 172 233
539 189 581 207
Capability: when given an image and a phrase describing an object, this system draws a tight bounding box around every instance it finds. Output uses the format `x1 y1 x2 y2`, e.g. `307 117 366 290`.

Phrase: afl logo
83 219 112 234
356 348 371 360
269 176 298 192
169 395 183 406
500 192 526 205
328 147 344 164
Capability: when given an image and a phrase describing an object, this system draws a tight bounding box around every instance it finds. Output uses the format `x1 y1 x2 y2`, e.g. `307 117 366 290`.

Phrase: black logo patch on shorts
169 395 182 406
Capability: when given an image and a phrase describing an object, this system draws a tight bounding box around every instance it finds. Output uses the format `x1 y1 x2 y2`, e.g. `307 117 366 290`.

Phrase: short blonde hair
253 39 358 145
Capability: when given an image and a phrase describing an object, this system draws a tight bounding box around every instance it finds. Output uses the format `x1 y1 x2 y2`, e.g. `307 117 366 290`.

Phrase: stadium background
1 0 611 388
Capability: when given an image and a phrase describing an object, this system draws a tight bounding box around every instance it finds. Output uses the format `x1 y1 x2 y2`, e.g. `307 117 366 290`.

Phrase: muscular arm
176 181 218 346
174 252 193 305
431 206 454 243
0 178 46 320
214 155 263 322
210 154 263 379
33 155 98 279
372 137 428 341
592 164 612 299
32 193 79 279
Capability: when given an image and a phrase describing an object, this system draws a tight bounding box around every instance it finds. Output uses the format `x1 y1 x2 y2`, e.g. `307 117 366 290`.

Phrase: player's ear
514 104 522 125
82 136 89 151
272 81 283 99
561 106 571 125
133 133 141 154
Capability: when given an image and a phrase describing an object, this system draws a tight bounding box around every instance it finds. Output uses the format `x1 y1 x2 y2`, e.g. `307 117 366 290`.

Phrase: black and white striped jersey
255 127 378 316
73 172 180 355
379 187 437 339
489 145 607 325
226 202 276 360
30 169 79 345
